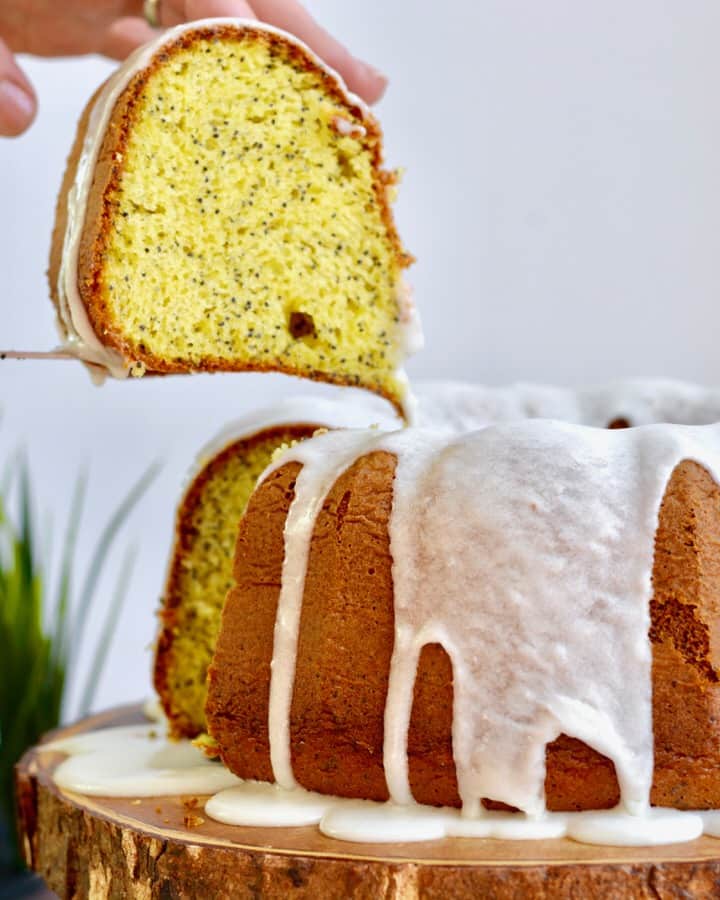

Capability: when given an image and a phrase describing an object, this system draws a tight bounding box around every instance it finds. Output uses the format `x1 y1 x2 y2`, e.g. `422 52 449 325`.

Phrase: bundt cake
48 18 418 413
154 396 399 739
205 413 720 817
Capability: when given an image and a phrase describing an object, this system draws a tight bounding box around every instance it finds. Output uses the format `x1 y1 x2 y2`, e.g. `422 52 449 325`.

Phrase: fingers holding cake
0 0 387 137
243 0 388 103
100 17 161 61
104 0 388 104
0 36 36 137
101 2 256 62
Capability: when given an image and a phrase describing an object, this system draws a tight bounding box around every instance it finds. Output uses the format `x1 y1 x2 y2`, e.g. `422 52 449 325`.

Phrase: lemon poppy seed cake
49 19 419 413
154 396 399 739
202 381 720 817
157 378 720 745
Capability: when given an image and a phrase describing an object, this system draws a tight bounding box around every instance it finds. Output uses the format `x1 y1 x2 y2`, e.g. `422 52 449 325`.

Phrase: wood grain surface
14 705 720 898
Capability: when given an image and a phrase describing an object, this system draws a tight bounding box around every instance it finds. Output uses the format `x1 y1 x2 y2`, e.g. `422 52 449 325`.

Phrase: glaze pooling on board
264 420 720 818
56 18 421 386
50 724 240 796
48 722 708 846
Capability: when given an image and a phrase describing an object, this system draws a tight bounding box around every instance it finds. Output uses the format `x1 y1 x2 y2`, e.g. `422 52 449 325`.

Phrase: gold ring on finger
143 0 161 28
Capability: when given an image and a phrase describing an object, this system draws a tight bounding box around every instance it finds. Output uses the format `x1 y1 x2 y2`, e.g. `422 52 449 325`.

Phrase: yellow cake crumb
101 33 407 402
161 429 309 733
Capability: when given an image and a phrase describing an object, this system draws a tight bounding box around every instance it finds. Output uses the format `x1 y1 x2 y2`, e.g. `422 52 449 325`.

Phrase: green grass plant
0 459 159 868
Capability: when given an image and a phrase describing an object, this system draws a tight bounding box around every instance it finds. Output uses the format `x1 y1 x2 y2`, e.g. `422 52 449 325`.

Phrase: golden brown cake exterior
206 455 720 812
155 424 318 740
649 459 720 808
48 24 414 412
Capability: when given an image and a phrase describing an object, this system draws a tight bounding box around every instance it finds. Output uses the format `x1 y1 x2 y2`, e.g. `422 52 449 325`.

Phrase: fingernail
364 63 388 87
0 80 35 132
360 63 389 101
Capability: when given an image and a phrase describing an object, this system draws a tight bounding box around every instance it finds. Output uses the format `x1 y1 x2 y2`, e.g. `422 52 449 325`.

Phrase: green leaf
53 472 87 669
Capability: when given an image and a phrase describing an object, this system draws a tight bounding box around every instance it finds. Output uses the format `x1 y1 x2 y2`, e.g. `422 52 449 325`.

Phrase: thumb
0 37 37 137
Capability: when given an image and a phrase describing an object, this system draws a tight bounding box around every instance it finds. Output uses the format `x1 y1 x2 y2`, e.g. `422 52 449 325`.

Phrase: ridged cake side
206 455 720 811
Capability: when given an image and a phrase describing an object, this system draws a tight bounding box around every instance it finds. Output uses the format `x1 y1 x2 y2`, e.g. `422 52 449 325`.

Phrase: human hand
0 0 387 137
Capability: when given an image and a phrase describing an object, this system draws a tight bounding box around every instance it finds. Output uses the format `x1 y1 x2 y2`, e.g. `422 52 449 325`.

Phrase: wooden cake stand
15 705 720 899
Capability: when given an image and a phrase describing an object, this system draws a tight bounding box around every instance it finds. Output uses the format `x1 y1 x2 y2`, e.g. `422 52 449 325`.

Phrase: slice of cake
49 19 419 414
154 396 399 738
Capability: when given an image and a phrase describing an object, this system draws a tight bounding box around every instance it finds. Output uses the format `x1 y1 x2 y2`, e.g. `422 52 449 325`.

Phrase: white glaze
414 378 720 432
332 116 367 138
206 782 335 828
48 724 240 797
396 279 425 359
701 812 720 837
380 429 456 807
174 377 720 538
182 378 720 497
193 395 400 474
268 429 383 787
48 724 714 847
142 696 166 724
56 18 421 392
446 811 567 841
320 801 448 843
566 809 703 847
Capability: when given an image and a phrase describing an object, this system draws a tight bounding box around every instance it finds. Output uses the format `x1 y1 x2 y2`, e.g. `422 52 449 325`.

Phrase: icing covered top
189 377 720 479
55 18 421 389
414 378 720 431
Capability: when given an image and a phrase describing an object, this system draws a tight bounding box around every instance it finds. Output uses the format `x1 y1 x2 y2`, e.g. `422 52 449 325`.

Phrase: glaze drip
268 429 384 788
47 722 708 847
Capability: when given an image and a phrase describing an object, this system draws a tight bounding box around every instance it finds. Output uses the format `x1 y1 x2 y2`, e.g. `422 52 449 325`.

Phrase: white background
2 1 720 716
